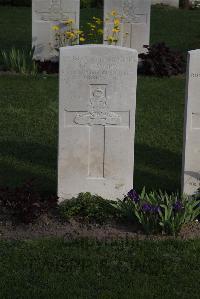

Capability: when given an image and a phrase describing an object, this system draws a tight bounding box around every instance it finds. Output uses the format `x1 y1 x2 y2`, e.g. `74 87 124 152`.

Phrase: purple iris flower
141 203 160 213
173 201 183 212
127 189 139 203
141 203 152 212
151 205 161 213
59 23 66 30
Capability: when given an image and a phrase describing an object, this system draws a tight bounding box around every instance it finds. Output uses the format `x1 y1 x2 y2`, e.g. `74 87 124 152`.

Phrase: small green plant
59 192 118 224
1 47 38 75
194 187 200 221
114 188 200 236
52 18 85 52
158 192 200 236
85 10 127 46
115 189 160 234
85 16 103 44
104 10 126 45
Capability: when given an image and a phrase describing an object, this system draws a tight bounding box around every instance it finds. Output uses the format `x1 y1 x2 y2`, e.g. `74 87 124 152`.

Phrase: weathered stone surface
182 50 200 195
104 0 151 53
32 0 80 61
58 45 138 201
151 0 179 7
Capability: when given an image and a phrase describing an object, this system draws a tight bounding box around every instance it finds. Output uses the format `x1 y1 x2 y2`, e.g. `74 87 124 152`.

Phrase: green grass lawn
0 75 185 194
0 239 200 299
150 6 200 52
0 6 31 52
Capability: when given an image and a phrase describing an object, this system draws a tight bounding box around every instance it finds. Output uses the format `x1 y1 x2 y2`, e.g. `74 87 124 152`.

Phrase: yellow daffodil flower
65 31 75 39
111 10 117 16
52 25 59 31
112 28 120 33
74 30 83 35
64 18 75 25
114 18 120 26
107 36 114 42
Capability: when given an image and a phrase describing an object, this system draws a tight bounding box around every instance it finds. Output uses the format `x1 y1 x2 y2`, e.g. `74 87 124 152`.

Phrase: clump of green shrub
59 192 118 224
139 43 185 77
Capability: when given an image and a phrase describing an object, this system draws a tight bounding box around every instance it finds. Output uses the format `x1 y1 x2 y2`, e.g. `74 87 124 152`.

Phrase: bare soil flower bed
0 212 199 241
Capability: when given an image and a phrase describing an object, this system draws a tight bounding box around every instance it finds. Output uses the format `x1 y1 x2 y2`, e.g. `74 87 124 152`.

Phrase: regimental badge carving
48 0 61 20
122 0 137 23
36 0 66 21
74 85 121 126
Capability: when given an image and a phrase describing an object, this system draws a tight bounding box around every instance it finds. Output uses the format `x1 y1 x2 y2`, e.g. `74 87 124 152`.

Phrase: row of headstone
32 0 151 61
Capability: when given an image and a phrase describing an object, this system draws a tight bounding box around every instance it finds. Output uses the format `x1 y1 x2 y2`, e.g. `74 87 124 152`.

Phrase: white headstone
32 0 80 61
104 0 151 54
58 45 138 201
182 50 200 195
151 0 179 8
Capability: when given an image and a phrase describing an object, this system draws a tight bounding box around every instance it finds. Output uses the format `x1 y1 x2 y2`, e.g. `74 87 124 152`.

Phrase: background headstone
32 0 80 61
182 50 200 195
58 45 138 201
151 0 179 8
104 0 151 54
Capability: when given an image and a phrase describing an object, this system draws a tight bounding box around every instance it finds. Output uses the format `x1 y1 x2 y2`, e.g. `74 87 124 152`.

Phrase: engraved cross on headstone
35 0 76 21
121 0 148 47
65 84 130 178
104 0 149 50
122 0 147 23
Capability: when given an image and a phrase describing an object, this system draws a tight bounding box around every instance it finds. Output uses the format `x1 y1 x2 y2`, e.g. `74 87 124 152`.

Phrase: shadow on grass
0 140 57 195
134 143 182 193
0 140 181 195
0 160 57 195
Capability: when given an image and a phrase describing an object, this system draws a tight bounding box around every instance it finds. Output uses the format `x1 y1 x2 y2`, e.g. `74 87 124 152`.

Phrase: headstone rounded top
189 49 200 54
60 44 138 55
